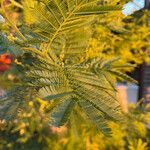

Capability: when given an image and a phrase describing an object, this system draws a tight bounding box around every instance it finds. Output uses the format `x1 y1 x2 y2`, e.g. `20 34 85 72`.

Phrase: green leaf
43 91 73 100
109 70 138 83
79 100 112 135
76 5 121 15
51 98 76 126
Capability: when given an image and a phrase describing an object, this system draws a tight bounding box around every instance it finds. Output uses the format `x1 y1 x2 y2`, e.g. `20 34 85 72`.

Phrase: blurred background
0 0 150 150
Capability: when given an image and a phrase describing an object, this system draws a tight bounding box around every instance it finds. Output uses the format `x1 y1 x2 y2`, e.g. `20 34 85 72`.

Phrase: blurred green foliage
86 10 150 68
0 101 150 150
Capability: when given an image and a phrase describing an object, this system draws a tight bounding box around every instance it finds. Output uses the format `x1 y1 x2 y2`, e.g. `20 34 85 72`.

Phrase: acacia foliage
0 0 140 136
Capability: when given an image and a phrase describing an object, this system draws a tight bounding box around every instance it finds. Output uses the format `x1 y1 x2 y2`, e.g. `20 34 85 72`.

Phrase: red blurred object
0 62 10 72
0 54 14 72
